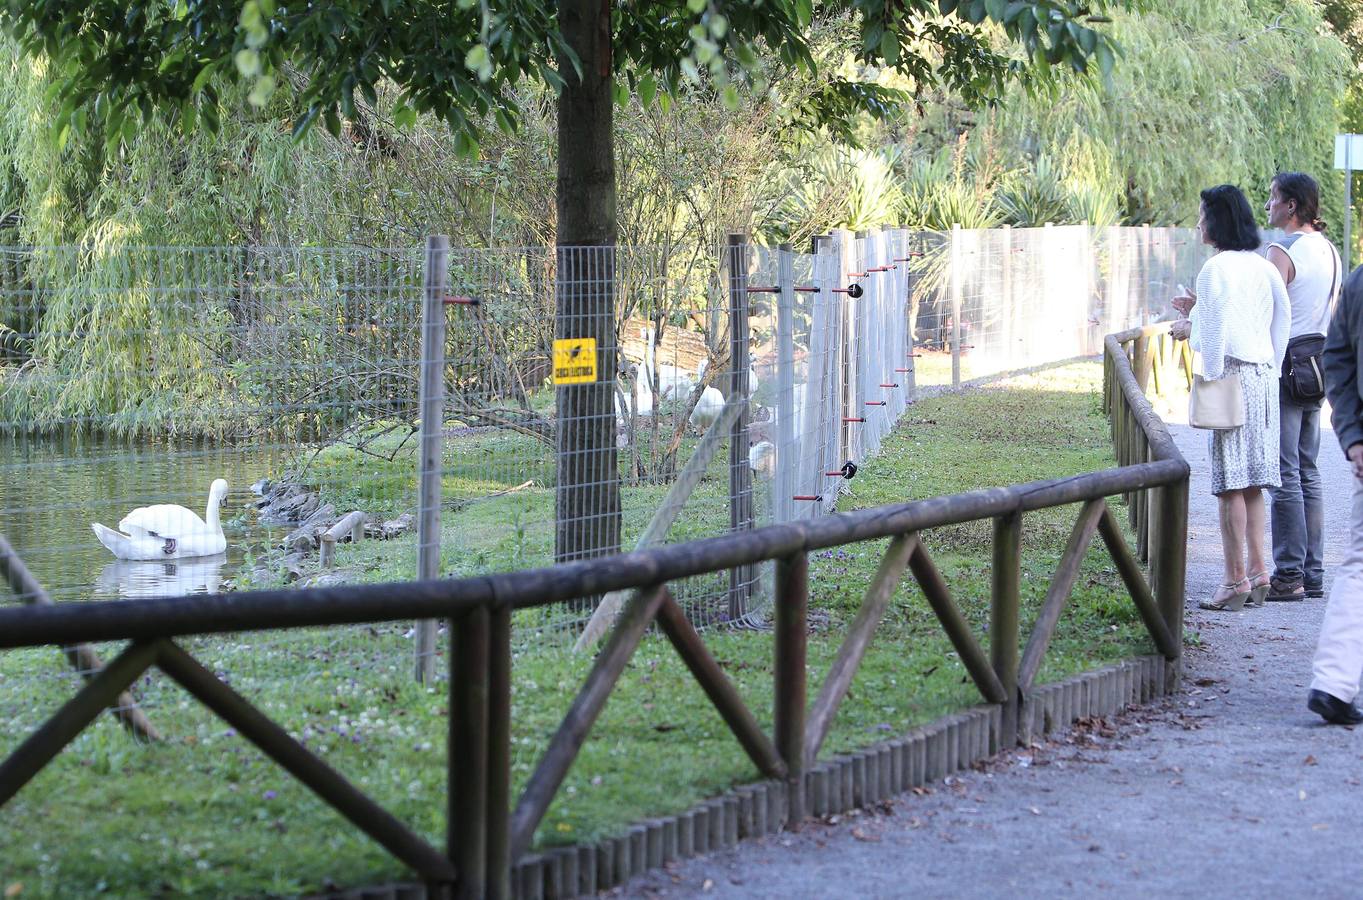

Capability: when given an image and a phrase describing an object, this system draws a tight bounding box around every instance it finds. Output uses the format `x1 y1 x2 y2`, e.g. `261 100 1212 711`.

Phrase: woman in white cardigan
1171 184 1291 611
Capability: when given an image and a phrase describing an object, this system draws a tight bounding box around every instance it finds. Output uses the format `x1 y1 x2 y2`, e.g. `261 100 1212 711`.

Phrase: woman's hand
1169 318 1192 341
1171 285 1197 316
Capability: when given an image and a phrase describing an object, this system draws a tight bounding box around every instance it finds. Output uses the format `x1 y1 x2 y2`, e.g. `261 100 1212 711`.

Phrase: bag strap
1328 238 1340 312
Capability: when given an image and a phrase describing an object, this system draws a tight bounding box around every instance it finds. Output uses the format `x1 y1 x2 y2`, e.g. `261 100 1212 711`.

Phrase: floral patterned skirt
1208 358 1280 495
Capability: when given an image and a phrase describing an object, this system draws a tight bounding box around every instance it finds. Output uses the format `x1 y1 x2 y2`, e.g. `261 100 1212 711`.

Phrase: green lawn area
0 360 1156 898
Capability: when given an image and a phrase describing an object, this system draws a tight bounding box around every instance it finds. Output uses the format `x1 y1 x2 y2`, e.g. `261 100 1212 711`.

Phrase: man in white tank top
1263 173 1340 602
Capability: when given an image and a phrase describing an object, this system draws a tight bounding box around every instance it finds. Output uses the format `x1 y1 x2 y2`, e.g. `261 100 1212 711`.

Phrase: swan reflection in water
95 553 228 600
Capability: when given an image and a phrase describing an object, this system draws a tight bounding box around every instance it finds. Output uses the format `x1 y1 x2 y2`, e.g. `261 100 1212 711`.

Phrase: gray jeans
1269 389 1325 588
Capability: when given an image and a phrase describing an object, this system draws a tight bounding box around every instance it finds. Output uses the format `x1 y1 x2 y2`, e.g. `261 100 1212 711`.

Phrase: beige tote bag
1188 373 1244 430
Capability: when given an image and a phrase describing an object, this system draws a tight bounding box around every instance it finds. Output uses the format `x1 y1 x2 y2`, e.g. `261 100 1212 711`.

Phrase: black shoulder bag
1280 239 1338 406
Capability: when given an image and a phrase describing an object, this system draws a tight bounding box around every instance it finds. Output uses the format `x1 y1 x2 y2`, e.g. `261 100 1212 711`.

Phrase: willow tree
1 0 1120 564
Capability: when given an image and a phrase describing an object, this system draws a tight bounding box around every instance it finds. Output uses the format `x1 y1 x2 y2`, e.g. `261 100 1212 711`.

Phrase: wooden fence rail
0 325 1186 899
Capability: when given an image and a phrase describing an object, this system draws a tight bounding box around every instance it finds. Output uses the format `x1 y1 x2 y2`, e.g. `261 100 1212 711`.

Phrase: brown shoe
1267 575 1305 602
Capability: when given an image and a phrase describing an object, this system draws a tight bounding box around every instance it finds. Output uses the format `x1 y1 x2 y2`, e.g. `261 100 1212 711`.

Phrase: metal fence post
1001 224 1014 369
950 224 962 388
775 243 797 526
416 235 449 684
727 234 753 620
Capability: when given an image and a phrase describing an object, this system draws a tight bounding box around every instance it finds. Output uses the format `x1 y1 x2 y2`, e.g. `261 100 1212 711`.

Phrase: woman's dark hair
1199 184 1261 252
1272 171 1327 231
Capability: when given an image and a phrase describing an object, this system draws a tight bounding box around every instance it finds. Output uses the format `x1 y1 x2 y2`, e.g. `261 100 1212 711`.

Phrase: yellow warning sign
552 337 598 385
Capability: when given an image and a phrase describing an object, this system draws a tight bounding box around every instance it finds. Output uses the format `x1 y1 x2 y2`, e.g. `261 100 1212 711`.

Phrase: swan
91 479 229 560
688 384 726 433
614 361 654 431
748 440 776 477
643 327 699 399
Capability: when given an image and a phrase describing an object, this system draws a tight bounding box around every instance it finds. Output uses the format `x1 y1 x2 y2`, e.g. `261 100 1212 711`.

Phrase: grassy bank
0 360 1153 898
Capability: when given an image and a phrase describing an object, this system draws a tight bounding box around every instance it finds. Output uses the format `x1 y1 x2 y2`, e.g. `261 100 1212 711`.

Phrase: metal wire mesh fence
0 226 1209 662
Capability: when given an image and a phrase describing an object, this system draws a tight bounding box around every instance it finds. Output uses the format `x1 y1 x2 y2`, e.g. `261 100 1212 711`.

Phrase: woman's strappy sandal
1246 571 1271 608
1199 577 1252 611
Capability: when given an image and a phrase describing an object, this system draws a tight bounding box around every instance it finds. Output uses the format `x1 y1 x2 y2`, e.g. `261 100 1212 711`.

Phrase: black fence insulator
443 295 480 306
840 460 858 480
831 284 864 298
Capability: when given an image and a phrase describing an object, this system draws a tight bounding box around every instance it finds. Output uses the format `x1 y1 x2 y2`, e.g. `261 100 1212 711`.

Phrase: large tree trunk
555 0 621 565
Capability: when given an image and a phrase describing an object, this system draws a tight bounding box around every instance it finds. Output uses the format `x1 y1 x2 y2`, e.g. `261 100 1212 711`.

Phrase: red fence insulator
845 271 868 278
866 265 895 272
864 401 887 407
879 382 899 388
894 368 913 373
843 417 866 423
745 286 780 294
443 295 480 306
824 471 844 477
794 286 821 293
793 495 821 501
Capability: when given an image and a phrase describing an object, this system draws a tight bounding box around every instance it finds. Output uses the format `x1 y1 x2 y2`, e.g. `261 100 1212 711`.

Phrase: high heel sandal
1246 571 1270 608
1199 577 1252 611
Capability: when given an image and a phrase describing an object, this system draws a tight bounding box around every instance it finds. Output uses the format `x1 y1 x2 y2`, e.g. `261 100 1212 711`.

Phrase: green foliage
0 0 1119 153
994 0 1351 225
997 154 1069 226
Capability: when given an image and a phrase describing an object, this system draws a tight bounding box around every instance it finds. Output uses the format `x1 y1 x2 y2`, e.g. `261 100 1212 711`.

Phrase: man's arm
1324 267 1363 458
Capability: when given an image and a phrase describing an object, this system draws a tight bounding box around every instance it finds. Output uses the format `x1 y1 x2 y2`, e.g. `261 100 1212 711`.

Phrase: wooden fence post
450 605 490 899
991 511 1022 747
1154 477 1188 691
774 552 808 827
416 235 449 684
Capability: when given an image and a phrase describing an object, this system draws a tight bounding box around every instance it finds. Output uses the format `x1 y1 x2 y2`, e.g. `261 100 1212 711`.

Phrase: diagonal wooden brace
806 533 919 764
0 639 161 808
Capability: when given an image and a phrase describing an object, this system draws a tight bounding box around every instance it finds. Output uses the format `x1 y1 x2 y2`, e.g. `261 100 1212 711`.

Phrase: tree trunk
554 0 621 566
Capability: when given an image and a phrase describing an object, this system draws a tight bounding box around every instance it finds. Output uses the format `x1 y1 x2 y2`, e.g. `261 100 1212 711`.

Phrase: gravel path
619 417 1363 899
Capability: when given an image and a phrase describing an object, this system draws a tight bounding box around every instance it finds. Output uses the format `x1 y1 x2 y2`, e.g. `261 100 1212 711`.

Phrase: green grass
0 360 1154 898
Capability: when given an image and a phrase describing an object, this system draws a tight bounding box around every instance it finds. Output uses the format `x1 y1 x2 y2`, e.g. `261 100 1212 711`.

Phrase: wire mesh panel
0 244 431 737
430 243 763 636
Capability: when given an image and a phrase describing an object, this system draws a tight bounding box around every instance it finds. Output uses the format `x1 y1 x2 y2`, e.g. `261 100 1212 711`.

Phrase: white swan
748 440 776 477
91 479 229 560
644 327 699 399
688 384 726 432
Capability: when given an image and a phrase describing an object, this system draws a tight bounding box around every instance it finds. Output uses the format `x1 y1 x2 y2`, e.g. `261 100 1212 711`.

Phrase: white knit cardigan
1189 249 1291 380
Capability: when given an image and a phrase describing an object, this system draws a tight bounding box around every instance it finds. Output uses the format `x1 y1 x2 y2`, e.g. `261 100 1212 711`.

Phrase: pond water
0 434 289 604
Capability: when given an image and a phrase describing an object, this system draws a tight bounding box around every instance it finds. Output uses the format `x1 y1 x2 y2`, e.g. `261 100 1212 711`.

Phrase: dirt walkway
620 417 1363 898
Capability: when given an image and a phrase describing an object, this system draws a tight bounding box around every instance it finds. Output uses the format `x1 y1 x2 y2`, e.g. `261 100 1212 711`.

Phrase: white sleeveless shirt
1268 231 1339 338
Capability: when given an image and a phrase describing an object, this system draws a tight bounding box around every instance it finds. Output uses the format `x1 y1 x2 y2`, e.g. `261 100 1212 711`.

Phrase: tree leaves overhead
0 0 1119 149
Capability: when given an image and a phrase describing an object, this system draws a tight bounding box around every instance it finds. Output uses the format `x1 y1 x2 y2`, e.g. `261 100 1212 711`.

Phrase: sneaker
1304 583 1325 599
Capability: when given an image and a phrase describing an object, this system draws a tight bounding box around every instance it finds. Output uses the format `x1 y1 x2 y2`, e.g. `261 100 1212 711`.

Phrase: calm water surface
0 434 289 604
